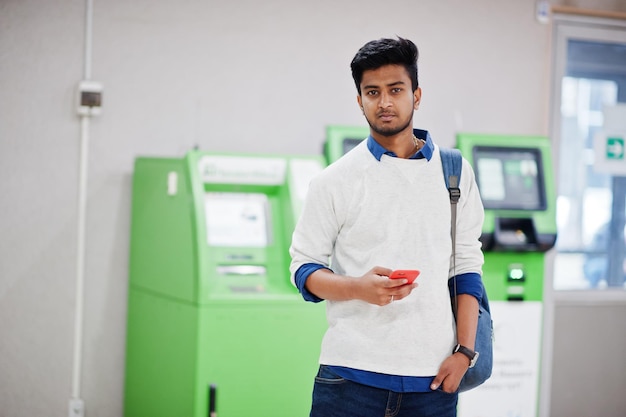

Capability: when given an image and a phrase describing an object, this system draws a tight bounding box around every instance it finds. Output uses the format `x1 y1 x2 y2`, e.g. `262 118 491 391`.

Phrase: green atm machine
323 125 370 164
124 151 328 417
455 133 557 417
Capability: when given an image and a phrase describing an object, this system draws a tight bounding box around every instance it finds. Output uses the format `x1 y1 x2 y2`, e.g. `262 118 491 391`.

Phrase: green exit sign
606 136 625 160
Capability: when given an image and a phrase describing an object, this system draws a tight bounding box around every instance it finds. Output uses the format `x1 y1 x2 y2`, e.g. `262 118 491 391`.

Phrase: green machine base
125 291 325 417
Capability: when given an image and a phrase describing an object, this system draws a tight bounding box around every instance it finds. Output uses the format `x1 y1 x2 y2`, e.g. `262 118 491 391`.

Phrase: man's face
357 64 421 137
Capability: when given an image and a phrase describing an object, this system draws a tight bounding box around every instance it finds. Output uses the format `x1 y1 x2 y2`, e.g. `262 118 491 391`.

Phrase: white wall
0 1 615 416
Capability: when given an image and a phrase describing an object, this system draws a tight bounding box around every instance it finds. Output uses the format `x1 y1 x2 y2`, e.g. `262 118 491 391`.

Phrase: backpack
440 148 494 392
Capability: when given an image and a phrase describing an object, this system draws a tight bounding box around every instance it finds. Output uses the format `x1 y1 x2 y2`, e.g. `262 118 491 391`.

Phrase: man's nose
378 92 392 108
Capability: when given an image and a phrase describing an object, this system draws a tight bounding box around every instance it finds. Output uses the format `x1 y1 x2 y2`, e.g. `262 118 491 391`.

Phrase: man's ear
357 95 363 111
413 87 422 110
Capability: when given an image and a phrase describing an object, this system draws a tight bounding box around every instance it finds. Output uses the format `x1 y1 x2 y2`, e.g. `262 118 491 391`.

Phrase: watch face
469 351 480 368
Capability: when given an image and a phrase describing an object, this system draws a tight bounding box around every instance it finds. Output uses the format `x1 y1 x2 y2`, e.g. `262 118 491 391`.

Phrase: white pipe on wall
70 0 94 415
71 115 90 400
82 0 92 80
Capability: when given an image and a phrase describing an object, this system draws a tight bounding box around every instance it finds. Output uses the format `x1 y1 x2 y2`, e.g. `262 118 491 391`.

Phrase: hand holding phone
389 269 420 284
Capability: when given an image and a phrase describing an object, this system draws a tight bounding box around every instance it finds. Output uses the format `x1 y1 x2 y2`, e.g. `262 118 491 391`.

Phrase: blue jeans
310 365 458 417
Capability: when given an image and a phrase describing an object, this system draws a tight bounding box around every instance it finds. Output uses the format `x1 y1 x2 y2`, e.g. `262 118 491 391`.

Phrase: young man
289 37 485 417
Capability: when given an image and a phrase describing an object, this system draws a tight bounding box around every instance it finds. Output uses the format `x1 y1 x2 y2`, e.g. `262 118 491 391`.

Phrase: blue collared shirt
366 128 435 161
293 128 482 392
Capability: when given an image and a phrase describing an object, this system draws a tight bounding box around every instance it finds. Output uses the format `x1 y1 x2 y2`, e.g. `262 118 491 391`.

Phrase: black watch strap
453 344 479 368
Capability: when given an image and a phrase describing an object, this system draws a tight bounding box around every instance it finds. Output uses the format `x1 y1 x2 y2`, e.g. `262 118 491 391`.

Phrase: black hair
350 37 419 95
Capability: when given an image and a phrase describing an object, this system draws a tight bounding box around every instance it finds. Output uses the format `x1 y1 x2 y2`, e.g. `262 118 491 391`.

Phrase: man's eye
392 88 402 93
367 91 378 96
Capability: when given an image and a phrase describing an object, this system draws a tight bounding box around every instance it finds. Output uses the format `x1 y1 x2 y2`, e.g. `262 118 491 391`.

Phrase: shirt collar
366 129 434 161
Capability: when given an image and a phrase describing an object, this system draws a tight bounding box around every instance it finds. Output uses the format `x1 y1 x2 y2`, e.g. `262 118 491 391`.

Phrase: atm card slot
216 265 267 275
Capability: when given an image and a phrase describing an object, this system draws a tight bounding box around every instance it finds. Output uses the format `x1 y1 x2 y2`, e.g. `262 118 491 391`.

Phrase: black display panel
472 146 547 210
342 138 363 155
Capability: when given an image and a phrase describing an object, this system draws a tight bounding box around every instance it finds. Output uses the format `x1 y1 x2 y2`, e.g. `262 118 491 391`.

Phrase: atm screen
342 138 364 155
204 192 271 247
472 146 546 210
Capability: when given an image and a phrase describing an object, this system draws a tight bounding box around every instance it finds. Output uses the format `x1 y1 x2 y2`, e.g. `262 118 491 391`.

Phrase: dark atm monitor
472 146 547 211
342 138 363 155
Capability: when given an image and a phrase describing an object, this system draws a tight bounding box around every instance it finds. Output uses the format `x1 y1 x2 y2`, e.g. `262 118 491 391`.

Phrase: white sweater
290 140 484 376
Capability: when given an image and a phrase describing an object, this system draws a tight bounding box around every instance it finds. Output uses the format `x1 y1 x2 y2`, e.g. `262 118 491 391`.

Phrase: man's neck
372 129 416 159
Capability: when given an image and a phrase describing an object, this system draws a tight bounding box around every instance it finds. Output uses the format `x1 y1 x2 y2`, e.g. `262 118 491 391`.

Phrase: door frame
543 12 626 417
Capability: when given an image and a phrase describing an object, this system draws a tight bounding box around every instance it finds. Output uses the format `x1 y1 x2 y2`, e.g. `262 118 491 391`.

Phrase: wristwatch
453 344 479 368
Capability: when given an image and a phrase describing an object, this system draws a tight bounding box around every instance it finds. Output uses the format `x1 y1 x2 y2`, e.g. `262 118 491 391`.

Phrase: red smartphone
389 269 420 284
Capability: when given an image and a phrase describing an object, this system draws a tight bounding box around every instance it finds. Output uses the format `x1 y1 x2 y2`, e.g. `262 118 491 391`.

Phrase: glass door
551 16 626 291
